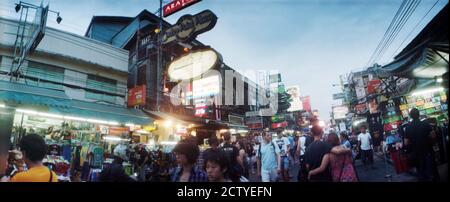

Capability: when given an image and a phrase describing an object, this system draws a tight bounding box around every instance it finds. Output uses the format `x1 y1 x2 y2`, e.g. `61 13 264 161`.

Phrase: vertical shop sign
128 85 146 107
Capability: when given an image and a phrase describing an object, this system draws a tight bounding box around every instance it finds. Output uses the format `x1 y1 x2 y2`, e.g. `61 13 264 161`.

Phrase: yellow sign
399 104 407 111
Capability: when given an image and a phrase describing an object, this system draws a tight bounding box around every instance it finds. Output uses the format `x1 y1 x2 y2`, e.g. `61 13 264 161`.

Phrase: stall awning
377 4 448 79
0 80 71 108
0 81 153 125
142 109 206 125
53 100 153 125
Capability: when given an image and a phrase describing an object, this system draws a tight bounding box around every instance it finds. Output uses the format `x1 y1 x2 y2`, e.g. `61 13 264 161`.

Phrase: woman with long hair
308 133 358 182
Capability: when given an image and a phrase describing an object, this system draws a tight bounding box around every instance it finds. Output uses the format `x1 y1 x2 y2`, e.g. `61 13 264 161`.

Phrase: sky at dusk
1 0 447 120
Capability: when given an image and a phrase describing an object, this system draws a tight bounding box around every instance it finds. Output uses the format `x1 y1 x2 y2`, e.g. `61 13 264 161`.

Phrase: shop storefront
0 81 153 182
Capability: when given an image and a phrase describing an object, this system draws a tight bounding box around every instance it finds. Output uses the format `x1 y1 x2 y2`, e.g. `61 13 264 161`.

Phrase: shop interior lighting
0 104 5 108
238 130 248 133
136 130 150 134
161 141 178 145
436 78 443 83
219 129 228 133
229 129 237 134
103 136 130 142
125 123 135 128
191 131 197 136
16 108 124 126
411 87 444 97
164 120 173 127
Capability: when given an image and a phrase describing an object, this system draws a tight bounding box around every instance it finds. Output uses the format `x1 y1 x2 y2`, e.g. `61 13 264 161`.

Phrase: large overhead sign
245 116 263 129
193 75 220 98
162 9 217 44
333 105 348 120
333 93 345 100
168 49 219 80
128 85 146 107
367 79 382 94
163 0 202 18
286 86 303 112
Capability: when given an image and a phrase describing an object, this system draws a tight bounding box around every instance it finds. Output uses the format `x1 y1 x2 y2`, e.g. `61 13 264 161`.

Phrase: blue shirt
342 140 351 149
385 136 396 145
256 141 280 171
170 166 208 182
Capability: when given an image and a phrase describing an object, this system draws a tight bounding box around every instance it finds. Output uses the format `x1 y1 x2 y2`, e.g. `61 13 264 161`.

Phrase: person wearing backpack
256 131 281 182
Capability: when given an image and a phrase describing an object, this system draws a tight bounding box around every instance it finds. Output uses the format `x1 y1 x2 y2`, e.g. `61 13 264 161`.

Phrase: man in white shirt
357 126 374 169
273 130 290 182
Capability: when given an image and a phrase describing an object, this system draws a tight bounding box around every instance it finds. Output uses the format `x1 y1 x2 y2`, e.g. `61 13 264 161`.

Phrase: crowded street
0 0 448 185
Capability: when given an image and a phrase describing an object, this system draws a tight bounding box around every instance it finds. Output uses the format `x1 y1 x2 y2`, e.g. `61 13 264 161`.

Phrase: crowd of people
0 108 447 182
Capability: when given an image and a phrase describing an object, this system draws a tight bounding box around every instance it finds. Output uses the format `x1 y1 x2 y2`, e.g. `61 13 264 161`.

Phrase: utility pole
156 0 163 112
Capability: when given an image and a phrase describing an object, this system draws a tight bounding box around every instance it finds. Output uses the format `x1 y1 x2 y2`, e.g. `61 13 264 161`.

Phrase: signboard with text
286 86 303 112
367 79 382 94
301 96 311 112
127 85 146 107
163 0 202 17
245 116 263 129
333 105 348 120
162 9 217 44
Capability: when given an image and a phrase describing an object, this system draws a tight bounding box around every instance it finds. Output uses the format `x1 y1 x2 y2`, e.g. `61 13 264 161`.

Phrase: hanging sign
163 0 202 18
162 9 217 44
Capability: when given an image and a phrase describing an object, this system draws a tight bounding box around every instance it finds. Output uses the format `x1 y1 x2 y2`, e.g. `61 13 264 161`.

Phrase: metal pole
156 0 163 112
15 7 29 81
9 7 24 81
383 143 392 181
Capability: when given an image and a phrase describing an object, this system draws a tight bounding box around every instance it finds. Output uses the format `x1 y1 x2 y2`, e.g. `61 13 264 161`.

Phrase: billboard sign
162 10 217 44
333 105 348 120
163 0 202 18
229 115 244 125
168 49 219 80
245 116 263 129
269 74 281 83
286 86 303 112
301 96 311 112
127 85 146 107
192 75 220 98
20 5 48 64
355 103 367 114
333 93 345 100
367 79 382 94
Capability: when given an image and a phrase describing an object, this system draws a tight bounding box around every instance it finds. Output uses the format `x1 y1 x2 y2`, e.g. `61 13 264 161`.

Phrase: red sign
128 85 146 107
367 79 382 94
194 104 208 117
271 121 288 129
247 123 263 129
163 0 202 17
301 96 311 112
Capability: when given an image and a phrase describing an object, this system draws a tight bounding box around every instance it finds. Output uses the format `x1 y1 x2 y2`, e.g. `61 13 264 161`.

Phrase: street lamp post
156 0 163 112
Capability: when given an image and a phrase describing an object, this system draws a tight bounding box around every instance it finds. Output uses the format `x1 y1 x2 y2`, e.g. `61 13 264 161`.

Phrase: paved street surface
354 153 417 182
249 154 419 182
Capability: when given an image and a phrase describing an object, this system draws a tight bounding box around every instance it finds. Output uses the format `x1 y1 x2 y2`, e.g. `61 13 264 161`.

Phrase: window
85 74 117 103
27 61 64 90
86 74 117 94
